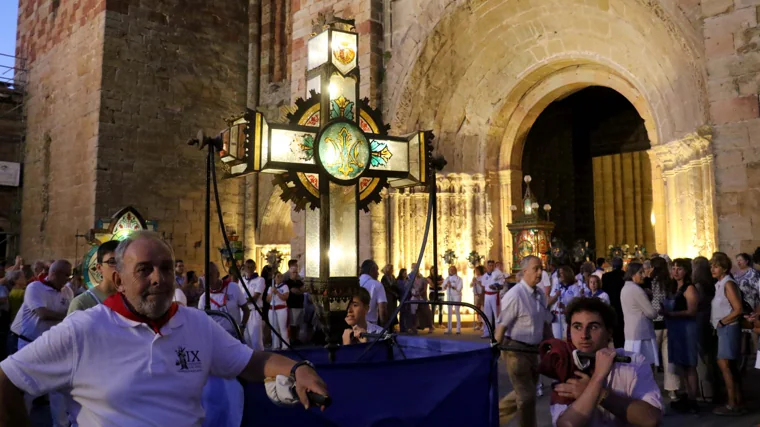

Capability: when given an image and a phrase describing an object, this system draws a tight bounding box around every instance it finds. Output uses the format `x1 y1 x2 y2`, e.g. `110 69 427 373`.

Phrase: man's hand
342 329 353 345
554 371 591 400
592 348 616 381
293 364 329 411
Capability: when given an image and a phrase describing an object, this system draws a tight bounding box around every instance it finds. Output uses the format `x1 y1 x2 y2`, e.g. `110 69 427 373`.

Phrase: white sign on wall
0 162 21 187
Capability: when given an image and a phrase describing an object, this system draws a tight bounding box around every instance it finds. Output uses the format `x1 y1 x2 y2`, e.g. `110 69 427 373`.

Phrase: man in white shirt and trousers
495 255 553 427
10 260 73 427
240 259 265 350
481 260 503 338
442 266 463 334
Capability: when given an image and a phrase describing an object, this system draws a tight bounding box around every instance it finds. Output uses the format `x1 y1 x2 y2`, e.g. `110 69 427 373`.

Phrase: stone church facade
13 0 760 272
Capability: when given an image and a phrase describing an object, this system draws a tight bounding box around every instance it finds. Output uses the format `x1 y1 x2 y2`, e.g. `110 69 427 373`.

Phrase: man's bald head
47 260 72 289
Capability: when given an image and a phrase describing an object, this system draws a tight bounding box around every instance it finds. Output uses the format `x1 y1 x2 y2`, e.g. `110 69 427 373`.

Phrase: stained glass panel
331 30 358 75
328 74 356 121
270 128 317 165
368 139 408 173
308 31 329 70
307 75 321 95
305 208 320 278
329 182 357 277
317 121 369 181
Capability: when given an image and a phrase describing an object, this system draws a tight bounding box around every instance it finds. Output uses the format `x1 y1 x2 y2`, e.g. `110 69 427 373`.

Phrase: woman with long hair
650 256 681 399
710 252 746 415
692 256 717 402
621 262 660 367
662 258 699 412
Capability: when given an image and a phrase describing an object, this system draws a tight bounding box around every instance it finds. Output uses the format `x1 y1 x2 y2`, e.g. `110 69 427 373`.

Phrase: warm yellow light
650 210 656 226
328 82 339 99
329 246 342 259
270 130 290 160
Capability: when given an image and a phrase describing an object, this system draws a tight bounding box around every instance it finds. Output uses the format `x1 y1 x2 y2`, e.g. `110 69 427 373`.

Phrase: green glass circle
317 121 370 181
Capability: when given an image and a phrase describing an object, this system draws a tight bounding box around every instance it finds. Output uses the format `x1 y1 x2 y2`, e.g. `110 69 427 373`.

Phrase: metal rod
204 144 212 312
432 175 442 325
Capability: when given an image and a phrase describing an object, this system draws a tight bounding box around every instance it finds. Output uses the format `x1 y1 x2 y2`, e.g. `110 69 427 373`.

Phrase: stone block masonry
17 0 249 270
704 3 760 255
96 0 249 271
18 1 104 261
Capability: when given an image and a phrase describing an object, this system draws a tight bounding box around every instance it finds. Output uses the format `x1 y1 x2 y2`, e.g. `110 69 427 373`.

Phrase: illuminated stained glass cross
214 18 432 330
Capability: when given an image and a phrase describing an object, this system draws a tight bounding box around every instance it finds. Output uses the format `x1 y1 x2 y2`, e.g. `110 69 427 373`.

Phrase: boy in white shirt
266 272 290 350
342 287 384 345
442 266 463 334
552 297 662 426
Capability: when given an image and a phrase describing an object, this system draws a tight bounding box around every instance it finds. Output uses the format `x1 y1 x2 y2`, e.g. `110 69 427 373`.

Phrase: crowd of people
2 236 760 426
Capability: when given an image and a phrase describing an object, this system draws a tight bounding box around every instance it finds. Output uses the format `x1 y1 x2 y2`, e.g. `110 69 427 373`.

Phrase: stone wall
17 0 104 261
703 1 760 255
95 0 249 271
0 84 25 257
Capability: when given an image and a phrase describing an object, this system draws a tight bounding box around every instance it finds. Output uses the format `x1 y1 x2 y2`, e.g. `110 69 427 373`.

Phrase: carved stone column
650 128 716 257
369 189 388 266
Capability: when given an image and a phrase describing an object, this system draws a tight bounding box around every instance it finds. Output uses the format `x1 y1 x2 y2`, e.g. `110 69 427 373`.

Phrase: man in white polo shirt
0 231 328 426
9 259 73 427
359 259 387 325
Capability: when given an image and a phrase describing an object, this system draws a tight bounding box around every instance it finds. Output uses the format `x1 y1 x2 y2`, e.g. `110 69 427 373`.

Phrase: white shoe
536 387 543 397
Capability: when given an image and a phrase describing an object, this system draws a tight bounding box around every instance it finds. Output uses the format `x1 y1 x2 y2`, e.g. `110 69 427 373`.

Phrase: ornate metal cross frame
209 17 434 353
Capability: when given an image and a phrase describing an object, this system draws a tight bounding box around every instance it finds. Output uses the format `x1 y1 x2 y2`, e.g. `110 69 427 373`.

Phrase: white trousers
483 294 499 335
268 308 289 350
447 299 461 333
655 328 680 392
243 311 264 351
18 339 69 427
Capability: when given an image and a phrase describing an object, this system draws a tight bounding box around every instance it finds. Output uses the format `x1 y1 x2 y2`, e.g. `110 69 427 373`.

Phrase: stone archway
255 186 295 269
384 0 716 260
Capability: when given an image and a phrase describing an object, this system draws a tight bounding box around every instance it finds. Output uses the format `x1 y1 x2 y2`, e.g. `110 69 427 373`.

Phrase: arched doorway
255 187 295 271
522 86 656 256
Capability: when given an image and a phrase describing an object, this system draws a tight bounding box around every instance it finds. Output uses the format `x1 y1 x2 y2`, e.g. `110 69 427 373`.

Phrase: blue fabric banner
241 337 499 427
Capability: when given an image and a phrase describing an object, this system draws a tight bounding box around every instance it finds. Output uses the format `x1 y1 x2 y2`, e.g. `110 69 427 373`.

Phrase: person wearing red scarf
0 231 329 426
551 298 662 427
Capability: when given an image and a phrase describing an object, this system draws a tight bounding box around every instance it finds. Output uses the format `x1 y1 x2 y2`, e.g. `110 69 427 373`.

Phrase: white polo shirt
10 281 72 341
0 304 253 426
359 274 387 324
241 275 266 313
197 282 247 333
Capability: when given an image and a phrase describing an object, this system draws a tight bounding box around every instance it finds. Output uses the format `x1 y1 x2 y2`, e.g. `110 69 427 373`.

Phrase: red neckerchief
209 283 229 308
103 293 179 335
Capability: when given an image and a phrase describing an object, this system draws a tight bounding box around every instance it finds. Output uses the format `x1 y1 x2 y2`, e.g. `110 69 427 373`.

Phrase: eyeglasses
100 259 117 267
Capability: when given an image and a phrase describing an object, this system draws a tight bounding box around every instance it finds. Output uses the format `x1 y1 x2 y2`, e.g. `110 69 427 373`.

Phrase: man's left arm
375 283 388 324
234 284 250 326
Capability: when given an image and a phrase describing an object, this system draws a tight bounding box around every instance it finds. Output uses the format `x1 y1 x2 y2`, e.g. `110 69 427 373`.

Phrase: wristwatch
290 360 316 379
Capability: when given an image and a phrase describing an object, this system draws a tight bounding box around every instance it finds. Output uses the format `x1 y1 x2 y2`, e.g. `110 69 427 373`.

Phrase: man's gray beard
137 296 173 319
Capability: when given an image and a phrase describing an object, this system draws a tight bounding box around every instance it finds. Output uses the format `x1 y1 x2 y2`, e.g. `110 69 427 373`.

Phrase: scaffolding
0 53 28 258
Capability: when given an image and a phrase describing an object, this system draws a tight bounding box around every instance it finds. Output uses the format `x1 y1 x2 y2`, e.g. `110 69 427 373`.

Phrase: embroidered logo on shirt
175 346 202 372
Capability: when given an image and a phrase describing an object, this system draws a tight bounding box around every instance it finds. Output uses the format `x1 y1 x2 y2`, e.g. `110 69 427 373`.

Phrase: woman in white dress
266 272 290 350
621 262 660 367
